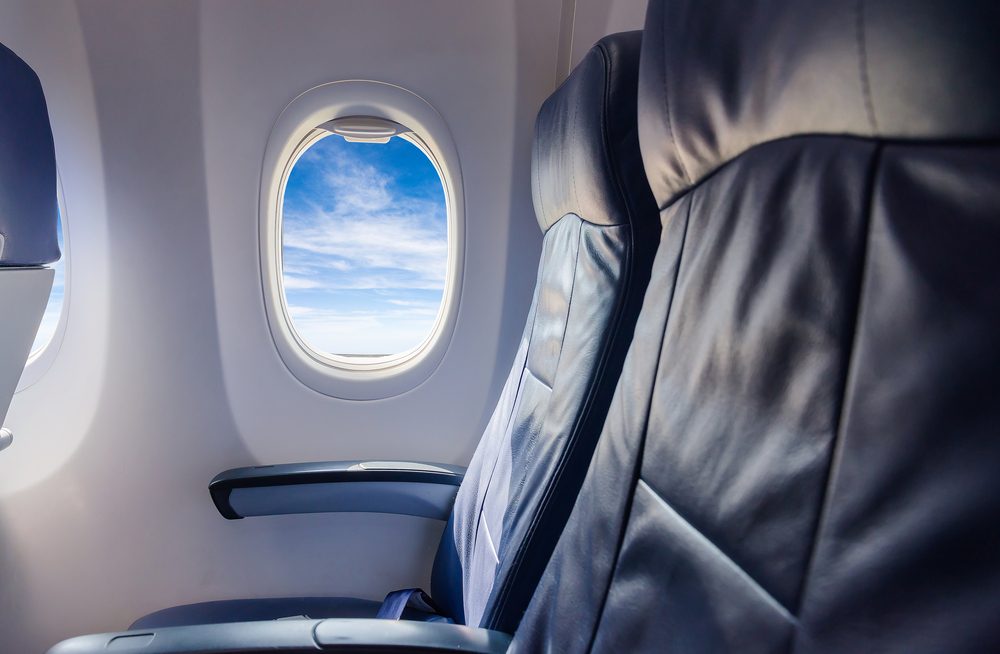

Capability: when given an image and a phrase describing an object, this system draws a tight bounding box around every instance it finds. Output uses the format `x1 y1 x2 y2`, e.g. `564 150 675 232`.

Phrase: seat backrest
0 42 60 444
430 32 660 631
512 0 1000 651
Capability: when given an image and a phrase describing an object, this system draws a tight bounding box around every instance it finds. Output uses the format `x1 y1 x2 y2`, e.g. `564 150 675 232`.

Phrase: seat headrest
639 0 1000 207
0 42 59 266
532 31 652 233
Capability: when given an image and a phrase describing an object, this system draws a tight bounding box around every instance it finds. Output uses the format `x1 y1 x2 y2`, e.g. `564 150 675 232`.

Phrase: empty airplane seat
438 30 660 633
128 31 660 634
0 41 60 448
512 0 1000 651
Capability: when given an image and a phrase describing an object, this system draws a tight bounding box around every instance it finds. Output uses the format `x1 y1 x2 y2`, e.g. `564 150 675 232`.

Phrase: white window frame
260 80 465 400
17 174 71 392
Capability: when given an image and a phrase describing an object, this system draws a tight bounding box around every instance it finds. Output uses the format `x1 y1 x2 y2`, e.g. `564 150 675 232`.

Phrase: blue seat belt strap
376 588 445 621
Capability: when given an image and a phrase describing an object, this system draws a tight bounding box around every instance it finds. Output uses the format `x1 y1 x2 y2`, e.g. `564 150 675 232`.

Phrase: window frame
278 127 449 369
17 174 71 393
260 80 465 400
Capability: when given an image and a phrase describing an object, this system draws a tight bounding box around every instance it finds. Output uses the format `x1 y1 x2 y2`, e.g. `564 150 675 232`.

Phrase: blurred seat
0 42 61 454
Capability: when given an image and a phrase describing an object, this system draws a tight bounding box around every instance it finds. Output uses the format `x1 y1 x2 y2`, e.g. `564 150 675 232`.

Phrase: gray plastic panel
0 267 54 432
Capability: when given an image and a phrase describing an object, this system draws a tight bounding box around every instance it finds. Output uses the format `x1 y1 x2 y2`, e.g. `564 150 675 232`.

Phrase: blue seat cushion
130 596 442 629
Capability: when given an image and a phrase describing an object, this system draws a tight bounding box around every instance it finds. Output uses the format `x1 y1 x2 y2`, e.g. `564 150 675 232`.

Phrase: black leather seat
133 32 660 633
512 0 1000 651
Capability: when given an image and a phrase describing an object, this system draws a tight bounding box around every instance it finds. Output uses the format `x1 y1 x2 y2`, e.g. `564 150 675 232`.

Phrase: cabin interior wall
0 0 643 649
561 0 649 78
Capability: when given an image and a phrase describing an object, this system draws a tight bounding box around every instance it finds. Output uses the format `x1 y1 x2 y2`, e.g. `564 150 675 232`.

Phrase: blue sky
31 212 64 355
281 134 448 356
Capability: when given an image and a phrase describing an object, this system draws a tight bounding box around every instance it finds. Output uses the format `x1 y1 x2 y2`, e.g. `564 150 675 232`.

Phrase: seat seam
465 284 542 612
595 40 637 227
496 365 554 540
486 41 645 625
584 194 694 652
505 221 582 520
787 143 884 652
521 365 553 393
654 134 1000 214
637 479 798 624
480 514 501 565
488 222 631 630
547 217 584 381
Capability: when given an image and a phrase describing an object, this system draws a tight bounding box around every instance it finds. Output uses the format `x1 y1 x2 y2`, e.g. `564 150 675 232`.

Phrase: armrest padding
210 460 465 520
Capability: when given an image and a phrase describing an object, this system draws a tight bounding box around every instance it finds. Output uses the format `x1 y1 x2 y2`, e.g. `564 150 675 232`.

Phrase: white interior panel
570 0 649 69
0 267 53 428
0 1 634 650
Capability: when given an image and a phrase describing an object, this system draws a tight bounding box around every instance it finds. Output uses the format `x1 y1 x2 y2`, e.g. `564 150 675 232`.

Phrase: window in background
30 207 64 355
280 131 448 362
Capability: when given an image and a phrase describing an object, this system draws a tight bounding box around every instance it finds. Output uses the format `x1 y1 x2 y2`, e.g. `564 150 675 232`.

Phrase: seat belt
376 588 451 622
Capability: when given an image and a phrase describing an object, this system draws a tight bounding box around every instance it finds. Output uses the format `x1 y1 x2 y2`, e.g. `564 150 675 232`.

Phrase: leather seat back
512 0 1000 651
0 42 60 445
431 32 660 631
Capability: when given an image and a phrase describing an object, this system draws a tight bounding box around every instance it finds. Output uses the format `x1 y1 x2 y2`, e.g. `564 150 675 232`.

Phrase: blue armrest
210 460 466 521
47 618 511 654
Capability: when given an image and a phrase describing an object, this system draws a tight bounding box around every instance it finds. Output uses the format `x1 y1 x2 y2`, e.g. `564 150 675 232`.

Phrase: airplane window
280 130 448 364
29 206 65 356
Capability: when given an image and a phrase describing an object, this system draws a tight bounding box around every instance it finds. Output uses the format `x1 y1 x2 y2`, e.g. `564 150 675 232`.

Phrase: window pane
281 133 448 358
30 208 65 355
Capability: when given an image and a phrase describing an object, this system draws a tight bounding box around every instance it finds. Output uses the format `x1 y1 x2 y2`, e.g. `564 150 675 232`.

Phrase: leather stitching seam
508 220 583 517
637 479 797 624
487 41 642 630
787 143 884 652
585 194 694 652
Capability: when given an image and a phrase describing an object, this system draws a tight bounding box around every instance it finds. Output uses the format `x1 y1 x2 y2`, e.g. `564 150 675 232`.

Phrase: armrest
210 460 466 521
47 618 512 654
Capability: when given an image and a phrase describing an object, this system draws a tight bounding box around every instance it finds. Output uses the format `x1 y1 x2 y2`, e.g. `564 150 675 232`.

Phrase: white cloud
282 147 447 292
387 298 434 307
281 139 448 355
284 210 446 287
282 275 323 290
287 304 440 356
323 158 393 213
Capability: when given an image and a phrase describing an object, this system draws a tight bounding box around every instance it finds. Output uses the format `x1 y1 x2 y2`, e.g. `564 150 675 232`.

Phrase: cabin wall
559 0 649 77
0 0 643 650
0 1 117 650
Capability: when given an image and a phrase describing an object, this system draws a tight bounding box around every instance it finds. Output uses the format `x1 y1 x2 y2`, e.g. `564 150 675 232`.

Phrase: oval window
30 205 65 355
279 122 449 366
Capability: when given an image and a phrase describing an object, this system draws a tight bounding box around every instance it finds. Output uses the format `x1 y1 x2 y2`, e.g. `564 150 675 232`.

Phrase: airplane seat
0 42 60 453
128 31 660 633
511 0 1000 651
